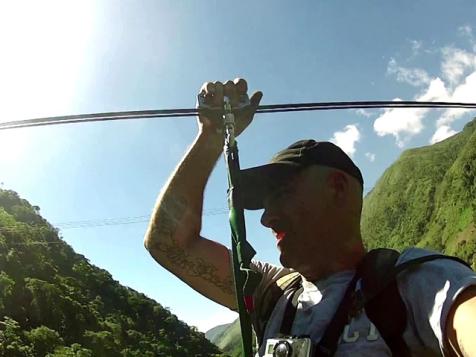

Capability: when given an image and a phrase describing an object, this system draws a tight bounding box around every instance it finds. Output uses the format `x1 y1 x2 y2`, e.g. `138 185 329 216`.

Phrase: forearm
144 130 223 252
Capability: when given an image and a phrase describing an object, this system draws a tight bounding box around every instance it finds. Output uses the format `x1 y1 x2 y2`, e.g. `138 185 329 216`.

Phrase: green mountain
0 189 223 356
361 117 476 268
212 116 476 352
207 319 252 357
205 323 231 344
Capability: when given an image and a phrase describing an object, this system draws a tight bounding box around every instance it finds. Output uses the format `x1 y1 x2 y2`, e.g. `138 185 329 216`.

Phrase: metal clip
223 96 235 146
196 93 252 142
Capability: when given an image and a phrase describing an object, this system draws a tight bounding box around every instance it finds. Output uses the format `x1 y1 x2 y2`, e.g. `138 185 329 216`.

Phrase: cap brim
240 163 301 210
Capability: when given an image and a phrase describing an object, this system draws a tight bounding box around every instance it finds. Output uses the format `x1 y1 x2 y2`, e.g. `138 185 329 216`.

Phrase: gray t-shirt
250 248 476 356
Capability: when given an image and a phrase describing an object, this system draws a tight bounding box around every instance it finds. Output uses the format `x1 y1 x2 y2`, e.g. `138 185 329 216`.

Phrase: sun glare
0 1 96 121
0 1 97 160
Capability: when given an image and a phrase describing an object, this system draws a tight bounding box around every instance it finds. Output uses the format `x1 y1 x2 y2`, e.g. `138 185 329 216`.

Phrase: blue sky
1 1 476 332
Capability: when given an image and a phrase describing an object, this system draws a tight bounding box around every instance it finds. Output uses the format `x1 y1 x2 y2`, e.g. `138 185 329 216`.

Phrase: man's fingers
223 80 236 98
225 80 241 106
200 79 259 109
250 91 263 108
199 82 217 105
213 81 224 106
206 82 215 94
214 81 224 94
200 82 215 95
234 78 248 94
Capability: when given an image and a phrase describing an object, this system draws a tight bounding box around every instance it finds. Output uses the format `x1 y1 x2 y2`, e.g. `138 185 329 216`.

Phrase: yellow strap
276 271 301 289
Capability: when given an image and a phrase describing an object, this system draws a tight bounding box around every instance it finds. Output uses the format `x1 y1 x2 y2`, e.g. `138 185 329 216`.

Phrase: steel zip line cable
1 100 476 130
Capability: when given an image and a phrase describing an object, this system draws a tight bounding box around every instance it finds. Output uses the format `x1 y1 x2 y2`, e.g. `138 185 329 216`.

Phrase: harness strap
312 273 360 357
280 285 304 336
277 272 361 356
357 252 471 307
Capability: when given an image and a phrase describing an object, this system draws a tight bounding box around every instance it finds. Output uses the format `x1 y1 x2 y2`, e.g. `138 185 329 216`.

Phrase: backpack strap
357 248 472 357
253 271 302 345
312 272 361 356
279 285 304 336
358 249 471 305
356 248 411 356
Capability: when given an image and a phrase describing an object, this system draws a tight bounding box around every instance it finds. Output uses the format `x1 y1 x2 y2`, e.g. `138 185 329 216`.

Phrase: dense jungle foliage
0 189 222 356
213 117 476 354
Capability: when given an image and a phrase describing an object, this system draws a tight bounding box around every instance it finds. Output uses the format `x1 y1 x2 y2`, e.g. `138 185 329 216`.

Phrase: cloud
373 78 448 147
458 25 475 50
441 47 476 86
375 36 476 146
437 71 476 127
373 106 426 148
430 125 458 144
365 152 376 162
458 25 473 38
410 40 423 56
387 58 431 87
355 108 374 118
330 124 360 157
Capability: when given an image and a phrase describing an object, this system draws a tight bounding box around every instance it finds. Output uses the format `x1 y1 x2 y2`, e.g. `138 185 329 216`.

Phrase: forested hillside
206 320 243 357
361 117 476 268
205 323 231 345
0 189 222 356
212 117 476 353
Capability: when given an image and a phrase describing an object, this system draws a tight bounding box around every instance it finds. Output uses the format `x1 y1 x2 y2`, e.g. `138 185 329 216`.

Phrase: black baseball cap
240 140 364 210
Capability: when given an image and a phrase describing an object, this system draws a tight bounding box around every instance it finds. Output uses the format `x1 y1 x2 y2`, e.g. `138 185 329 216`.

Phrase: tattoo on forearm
153 195 188 238
148 194 234 295
158 241 234 295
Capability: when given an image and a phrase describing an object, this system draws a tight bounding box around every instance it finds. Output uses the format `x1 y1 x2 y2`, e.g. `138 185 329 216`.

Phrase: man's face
260 166 334 273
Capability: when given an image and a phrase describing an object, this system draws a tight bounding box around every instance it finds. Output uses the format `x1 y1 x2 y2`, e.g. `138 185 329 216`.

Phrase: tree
48 343 93 357
25 326 63 356
0 271 14 311
0 316 34 357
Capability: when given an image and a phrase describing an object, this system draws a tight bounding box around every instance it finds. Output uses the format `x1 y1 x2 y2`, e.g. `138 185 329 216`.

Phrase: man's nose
260 208 278 228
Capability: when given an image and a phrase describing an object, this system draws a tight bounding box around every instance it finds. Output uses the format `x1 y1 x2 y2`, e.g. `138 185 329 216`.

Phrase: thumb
250 91 263 108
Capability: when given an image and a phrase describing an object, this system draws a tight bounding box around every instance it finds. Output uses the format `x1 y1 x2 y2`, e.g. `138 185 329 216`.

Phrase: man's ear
327 170 349 202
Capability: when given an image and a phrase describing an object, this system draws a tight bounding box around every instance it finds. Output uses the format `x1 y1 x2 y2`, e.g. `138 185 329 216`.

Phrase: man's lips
275 231 286 244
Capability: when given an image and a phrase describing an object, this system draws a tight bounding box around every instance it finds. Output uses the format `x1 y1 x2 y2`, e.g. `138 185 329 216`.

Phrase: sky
1 1 476 333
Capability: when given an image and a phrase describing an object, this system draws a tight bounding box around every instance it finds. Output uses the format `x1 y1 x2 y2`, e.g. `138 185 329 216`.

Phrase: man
144 79 476 356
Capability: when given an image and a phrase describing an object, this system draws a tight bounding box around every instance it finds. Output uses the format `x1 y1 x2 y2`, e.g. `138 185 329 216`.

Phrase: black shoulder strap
358 249 471 303
277 272 362 356
313 273 360 356
359 249 472 357
279 285 304 336
357 248 410 357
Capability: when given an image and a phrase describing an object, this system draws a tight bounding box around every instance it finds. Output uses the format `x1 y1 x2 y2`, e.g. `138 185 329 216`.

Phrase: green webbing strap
225 141 262 357
210 95 261 356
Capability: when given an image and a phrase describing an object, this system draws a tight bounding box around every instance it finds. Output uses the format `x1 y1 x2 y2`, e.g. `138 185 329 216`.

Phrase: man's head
241 140 365 279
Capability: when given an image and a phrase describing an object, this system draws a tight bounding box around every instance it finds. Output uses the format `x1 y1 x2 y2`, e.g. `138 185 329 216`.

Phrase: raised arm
144 79 262 310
